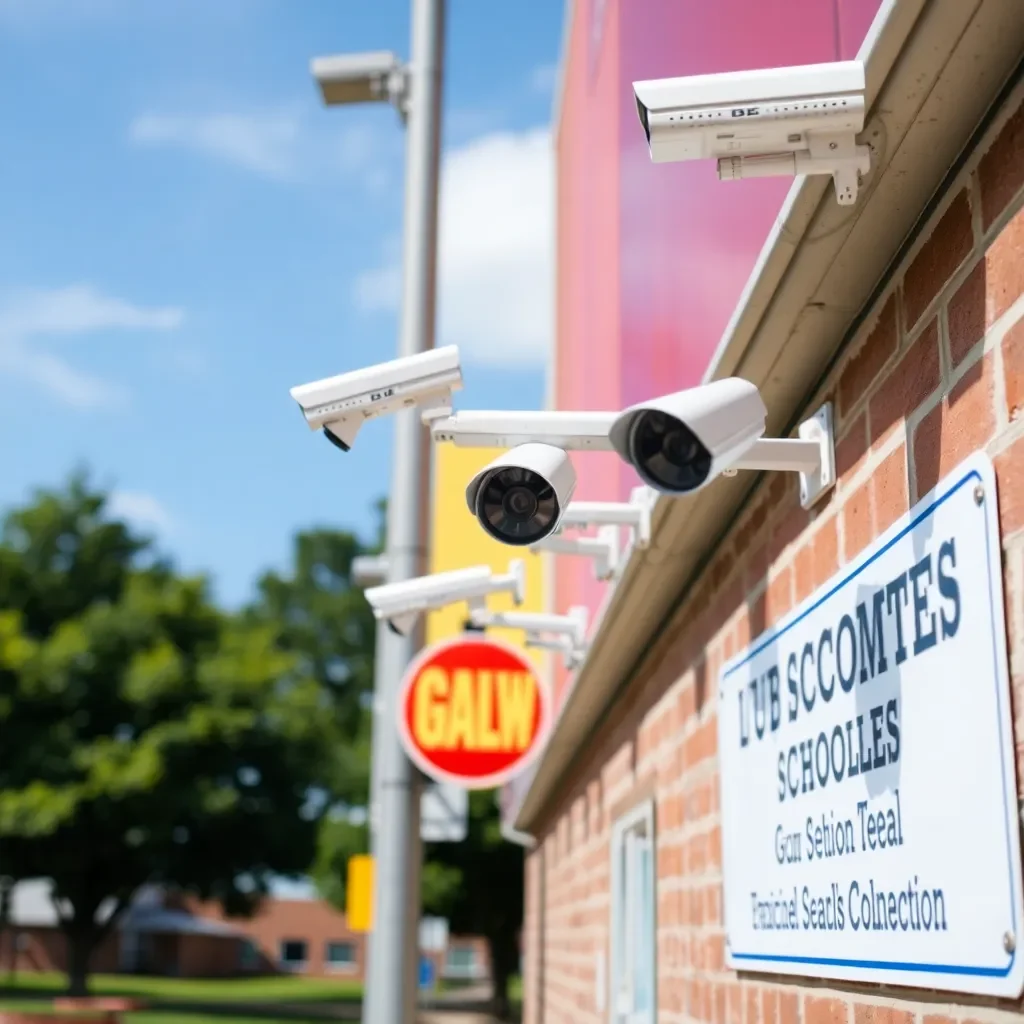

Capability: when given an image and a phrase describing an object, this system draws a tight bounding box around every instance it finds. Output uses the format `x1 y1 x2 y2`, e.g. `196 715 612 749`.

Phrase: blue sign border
721 460 1016 980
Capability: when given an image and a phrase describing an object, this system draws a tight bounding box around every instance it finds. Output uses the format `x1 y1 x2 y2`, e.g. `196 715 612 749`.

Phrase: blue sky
0 0 561 608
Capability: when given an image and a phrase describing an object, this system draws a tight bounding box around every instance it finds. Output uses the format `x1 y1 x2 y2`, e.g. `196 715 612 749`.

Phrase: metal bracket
798 401 836 510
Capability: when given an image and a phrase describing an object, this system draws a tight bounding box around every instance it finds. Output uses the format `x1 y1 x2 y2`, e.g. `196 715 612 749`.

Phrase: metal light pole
312 3 445 1021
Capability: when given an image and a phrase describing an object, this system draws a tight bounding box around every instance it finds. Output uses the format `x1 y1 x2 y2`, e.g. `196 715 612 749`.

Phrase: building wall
522 84 1024 1024
193 897 365 979
0 927 120 975
549 0 882 707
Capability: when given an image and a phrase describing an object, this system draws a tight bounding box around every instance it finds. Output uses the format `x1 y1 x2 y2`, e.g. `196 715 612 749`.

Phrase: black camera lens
628 410 712 493
476 466 558 545
503 486 538 521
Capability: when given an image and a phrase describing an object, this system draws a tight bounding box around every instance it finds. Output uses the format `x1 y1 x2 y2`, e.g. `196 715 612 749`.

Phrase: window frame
324 940 357 972
278 938 308 971
444 944 480 977
608 795 657 1024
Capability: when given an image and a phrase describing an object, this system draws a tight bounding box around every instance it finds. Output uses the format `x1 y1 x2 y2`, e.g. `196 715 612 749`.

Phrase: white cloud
107 491 177 536
0 285 185 409
128 107 397 191
353 127 554 367
129 110 303 181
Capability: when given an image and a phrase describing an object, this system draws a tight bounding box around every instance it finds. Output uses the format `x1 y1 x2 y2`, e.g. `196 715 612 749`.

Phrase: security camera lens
476 467 558 545
628 410 712 493
503 486 539 520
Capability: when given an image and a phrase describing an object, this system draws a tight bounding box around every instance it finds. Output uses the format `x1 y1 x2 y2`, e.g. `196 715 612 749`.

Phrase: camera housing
465 443 577 547
310 51 408 111
351 554 389 588
290 346 462 452
608 377 767 495
469 605 589 650
363 559 525 637
633 60 870 205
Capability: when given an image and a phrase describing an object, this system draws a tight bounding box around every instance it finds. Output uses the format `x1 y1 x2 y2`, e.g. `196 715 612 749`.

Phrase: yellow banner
346 854 374 932
426 445 547 665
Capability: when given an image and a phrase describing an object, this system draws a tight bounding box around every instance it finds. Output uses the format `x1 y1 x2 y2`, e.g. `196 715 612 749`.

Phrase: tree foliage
248 514 383 808
0 476 342 992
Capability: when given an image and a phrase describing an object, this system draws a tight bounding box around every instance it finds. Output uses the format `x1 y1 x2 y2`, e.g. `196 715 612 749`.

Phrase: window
609 799 656 1024
325 941 356 970
239 940 260 970
445 945 479 976
279 939 307 970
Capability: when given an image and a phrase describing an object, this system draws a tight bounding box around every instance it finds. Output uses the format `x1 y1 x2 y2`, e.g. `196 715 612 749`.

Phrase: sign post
396 635 550 790
717 452 1024 997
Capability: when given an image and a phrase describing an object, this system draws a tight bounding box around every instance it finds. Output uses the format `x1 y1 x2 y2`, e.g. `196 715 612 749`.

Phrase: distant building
2 879 489 983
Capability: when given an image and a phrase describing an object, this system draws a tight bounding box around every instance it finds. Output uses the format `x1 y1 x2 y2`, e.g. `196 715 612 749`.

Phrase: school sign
718 453 1024 997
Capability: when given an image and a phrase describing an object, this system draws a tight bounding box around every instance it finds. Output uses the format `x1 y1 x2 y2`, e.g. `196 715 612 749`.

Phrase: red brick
1005 316 1024 421
714 985 728 1024
853 1006 916 1024
779 991 800 1024
995 433 1024 537
812 516 839 588
873 444 908 534
727 983 743 1024
921 1016 956 1024
793 543 814 603
804 998 848 1024
769 506 810 565
836 412 868 486
869 319 941 444
986 206 1024 324
979 101 1024 230
765 566 793 622
843 480 872 562
761 989 780 1024
838 297 898 418
914 351 997 496
947 260 986 369
904 190 975 329
746 987 761 1024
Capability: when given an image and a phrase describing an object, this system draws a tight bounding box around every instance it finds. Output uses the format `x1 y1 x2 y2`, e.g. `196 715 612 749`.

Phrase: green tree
422 790 523 1021
249 516 383 808
0 476 338 994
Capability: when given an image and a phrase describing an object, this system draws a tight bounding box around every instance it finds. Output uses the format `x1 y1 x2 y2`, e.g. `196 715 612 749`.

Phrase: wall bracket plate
798 401 836 510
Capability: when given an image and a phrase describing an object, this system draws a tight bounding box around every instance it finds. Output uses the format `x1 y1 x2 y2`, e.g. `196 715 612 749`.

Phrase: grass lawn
0 973 362 1003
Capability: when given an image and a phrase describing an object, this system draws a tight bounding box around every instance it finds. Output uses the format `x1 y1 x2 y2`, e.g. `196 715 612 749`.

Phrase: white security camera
469 605 588 650
530 525 621 582
432 378 835 511
609 377 766 494
464 443 577 547
633 60 870 205
290 346 462 452
609 379 836 509
363 559 525 637
351 554 389 587
556 486 654 549
311 51 409 113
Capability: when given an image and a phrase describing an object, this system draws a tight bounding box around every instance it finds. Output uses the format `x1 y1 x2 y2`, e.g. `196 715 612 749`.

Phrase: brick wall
522 86 1024 1024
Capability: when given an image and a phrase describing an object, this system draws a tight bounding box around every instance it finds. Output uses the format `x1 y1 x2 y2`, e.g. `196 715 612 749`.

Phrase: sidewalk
416 984 503 1024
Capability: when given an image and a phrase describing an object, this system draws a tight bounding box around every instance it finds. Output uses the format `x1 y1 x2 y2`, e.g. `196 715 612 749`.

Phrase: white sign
421 782 468 842
718 452 1024 997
